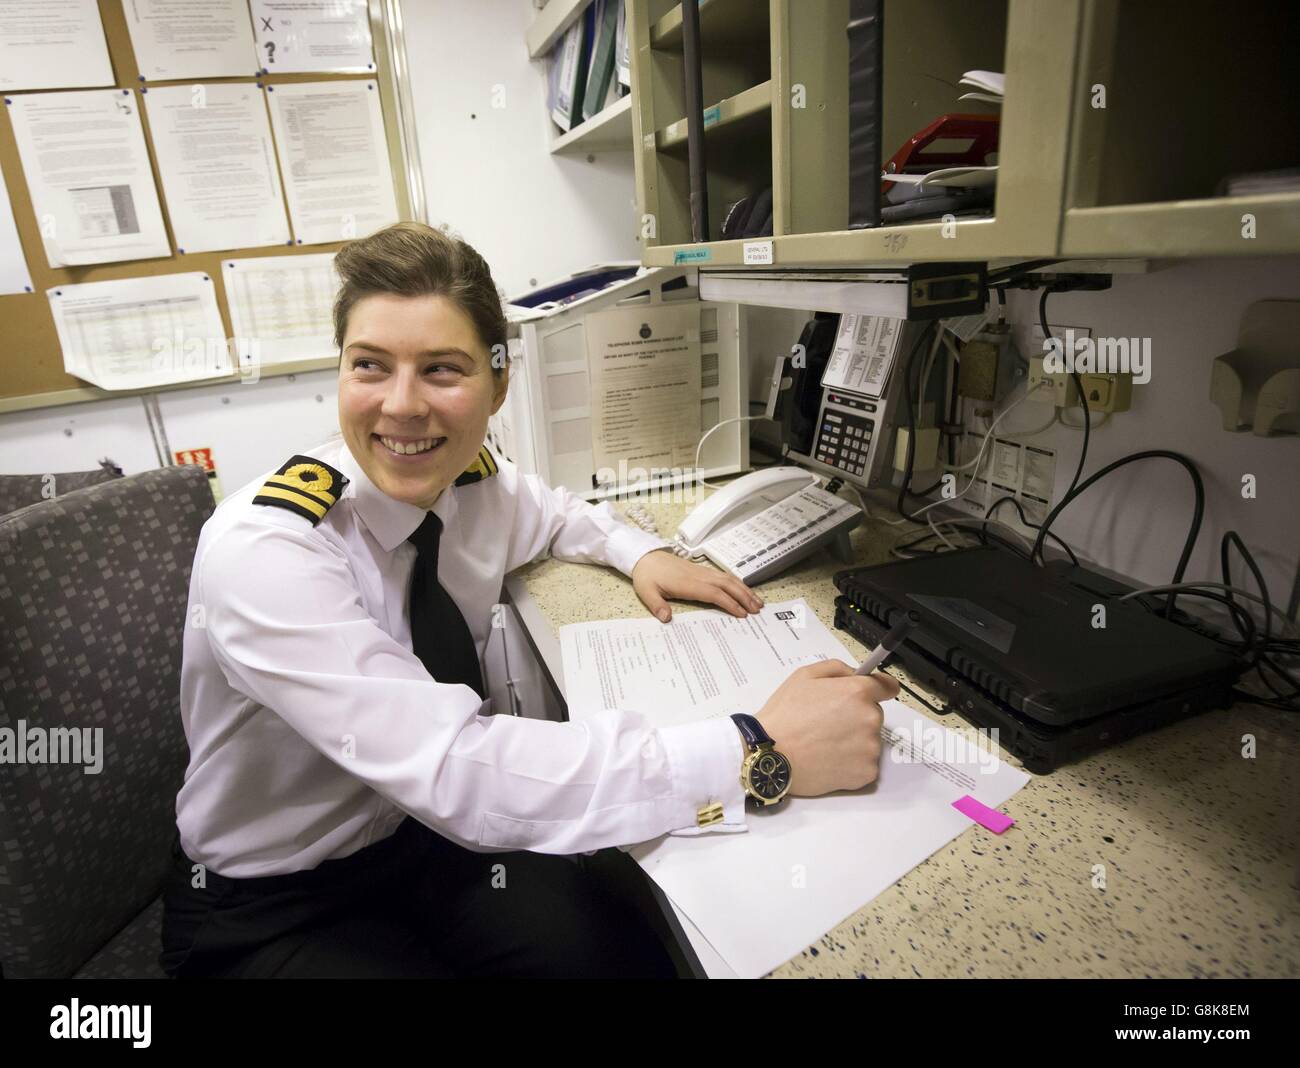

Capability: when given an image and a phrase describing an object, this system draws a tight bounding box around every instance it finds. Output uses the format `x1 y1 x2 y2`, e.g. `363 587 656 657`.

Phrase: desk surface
512 483 1300 979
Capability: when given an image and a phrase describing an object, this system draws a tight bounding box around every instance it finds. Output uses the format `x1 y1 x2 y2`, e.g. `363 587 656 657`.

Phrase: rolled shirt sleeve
199 517 745 855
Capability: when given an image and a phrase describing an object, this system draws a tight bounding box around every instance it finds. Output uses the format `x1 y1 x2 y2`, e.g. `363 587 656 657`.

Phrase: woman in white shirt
160 222 897 978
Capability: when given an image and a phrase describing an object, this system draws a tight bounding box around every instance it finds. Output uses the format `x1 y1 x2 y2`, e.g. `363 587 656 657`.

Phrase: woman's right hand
753 659 900 796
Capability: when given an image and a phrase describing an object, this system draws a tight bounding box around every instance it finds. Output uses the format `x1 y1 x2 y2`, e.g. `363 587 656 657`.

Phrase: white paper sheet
8 90 171 267
585 302 702 475
265 80 398 245
123 0 259 81
822 313 903 398
959 70 1004 96
144 83 290 253
250 0 375 74
562 600 840 729
561 599 1031 979
0 165 33 295
0 0 113 91
48 273 230 389
222 252 338 366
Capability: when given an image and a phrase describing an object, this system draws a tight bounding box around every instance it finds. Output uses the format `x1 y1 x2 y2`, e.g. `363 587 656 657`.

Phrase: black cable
1132 587 1257 653
894 323 943 521
1221 531 1272 663
1131 583 1299 712
1257 653 1300 699
1039 286 1089 508
894 519 1029 561
1030 450 1203 619
984 494 1079 566
891 528 947 555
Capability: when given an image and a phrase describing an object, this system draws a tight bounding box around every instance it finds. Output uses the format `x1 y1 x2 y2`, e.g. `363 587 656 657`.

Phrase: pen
855 611 918 676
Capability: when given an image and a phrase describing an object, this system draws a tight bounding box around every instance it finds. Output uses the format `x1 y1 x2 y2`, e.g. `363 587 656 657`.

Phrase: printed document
266 80 398 245
0 0 113 91
48 273 229 390
222 253 338 364
561 600 1030 978
9 90 170 267
585 302 702 477
144 83 290 254
123 0 258 80
250 0 375 74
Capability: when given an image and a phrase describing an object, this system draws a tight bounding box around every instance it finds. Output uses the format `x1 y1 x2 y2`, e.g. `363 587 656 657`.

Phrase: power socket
1078 372 1133 412
1027 356 1079 406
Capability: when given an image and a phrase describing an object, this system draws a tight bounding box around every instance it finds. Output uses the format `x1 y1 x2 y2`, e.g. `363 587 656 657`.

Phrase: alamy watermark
886 718 1002 773
1043 328 1151 385
595 458 707 505
151 331 263 383
0 720 103 774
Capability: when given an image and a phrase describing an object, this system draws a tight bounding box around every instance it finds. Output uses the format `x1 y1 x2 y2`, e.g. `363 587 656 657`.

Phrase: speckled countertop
512 483 1300 979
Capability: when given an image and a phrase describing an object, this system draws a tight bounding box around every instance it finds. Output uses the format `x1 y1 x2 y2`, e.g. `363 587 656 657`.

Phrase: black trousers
159 818 677 978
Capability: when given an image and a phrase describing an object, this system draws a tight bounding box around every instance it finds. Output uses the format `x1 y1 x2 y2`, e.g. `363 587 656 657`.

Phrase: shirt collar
335 437 458 553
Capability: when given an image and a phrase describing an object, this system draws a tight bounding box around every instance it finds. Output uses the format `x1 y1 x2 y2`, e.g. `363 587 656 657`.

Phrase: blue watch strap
731 712 773 750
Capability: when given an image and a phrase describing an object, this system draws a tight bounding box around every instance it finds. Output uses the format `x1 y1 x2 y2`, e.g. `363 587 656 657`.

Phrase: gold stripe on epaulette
263 475 337 506
254 485 328 519
252 453 349 526
454 444 499 487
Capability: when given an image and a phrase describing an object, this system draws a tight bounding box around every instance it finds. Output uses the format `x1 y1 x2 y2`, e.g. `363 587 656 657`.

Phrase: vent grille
701 351 718 388
949 649 1013 704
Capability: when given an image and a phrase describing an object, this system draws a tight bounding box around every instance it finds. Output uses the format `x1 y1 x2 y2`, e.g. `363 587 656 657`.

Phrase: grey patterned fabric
70 896 168 979
0 464 124 517
0 464 213 978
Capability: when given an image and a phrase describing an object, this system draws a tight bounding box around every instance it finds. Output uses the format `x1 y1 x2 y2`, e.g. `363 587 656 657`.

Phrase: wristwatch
731 713 793 806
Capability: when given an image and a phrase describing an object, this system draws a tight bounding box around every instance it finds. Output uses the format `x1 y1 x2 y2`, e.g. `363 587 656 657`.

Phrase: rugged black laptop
833 547 1242 773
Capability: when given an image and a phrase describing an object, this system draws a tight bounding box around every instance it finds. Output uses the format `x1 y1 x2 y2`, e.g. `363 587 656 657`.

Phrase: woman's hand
631 549 763 622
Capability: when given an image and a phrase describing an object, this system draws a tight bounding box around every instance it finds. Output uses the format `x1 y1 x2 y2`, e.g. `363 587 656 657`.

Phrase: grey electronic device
784 319 941 491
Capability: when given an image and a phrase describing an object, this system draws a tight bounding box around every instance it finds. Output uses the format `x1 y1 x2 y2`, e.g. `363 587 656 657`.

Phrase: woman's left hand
631 549 764 623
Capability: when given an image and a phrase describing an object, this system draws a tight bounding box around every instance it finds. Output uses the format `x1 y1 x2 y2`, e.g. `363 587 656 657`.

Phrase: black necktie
407 512 485 699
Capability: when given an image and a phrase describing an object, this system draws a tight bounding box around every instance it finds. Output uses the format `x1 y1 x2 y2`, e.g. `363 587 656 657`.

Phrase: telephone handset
675 466 862 587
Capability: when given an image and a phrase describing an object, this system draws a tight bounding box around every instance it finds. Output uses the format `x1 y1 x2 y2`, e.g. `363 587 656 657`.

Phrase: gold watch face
744 746 792 803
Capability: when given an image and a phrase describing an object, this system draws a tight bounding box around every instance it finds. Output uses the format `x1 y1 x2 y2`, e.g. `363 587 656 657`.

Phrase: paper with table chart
265 80 398 245
821 313 903 397
8 89 171 268
222 253 339 365
561 600 1030 978
144 83 290 254
123 0 259 81
0 0 113 91
47 273 229 390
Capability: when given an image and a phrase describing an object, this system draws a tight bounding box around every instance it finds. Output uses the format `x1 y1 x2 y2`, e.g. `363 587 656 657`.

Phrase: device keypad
816 413 875 476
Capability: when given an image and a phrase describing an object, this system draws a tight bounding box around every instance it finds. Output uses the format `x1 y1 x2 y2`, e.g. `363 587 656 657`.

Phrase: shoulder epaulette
454 444 499 487
252 454 349 525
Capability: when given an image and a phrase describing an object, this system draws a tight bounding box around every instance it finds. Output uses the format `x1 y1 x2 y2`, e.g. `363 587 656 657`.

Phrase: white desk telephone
675 467 863 586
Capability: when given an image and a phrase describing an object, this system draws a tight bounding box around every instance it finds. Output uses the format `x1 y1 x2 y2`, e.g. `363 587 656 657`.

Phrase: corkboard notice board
0 0 414 411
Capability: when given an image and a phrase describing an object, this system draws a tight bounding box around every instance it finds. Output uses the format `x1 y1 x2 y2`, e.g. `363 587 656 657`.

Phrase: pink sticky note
953 794 1014 834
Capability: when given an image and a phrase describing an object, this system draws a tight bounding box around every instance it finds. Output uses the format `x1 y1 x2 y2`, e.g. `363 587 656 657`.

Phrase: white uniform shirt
176 435 747 877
